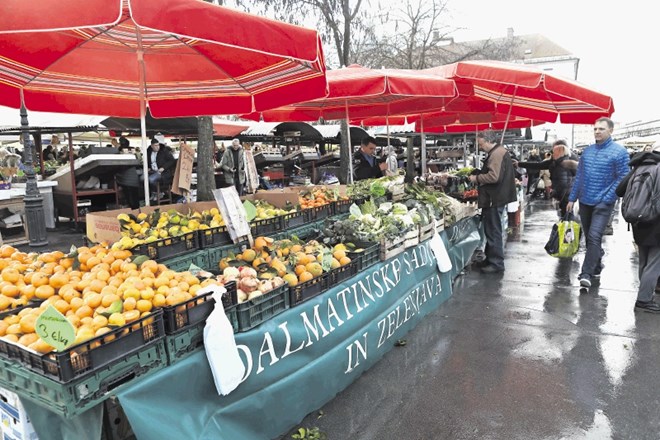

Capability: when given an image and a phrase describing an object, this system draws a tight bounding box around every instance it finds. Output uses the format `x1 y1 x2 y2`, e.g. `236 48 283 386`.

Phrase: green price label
35 305 76 351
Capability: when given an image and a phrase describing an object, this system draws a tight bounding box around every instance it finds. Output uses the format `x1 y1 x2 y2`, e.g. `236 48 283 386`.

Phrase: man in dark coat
146 138 176 199
353 136 386 181
514 140 578 217
616 143 660 313
468 130 517 273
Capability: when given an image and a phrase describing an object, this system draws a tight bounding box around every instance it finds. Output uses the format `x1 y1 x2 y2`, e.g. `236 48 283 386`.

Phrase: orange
89 279 106 294
333 250 346 260
75 305 94 319
101 293 120 308
298 271 313 283
18 314 37 334
136 300 152 313
339 256 351 266
0 245 17 258
152 293 167 308
95 269 111 283
53 299 70 314
84 292 102 309
34 285 55 300
305 262 323 278
1 267 19 284
69 297 84 311
0 284 19 299
22 284 36 301
123 297 137 311
100 285 118 297
49 272 70 290
294 265 306 276
140 260 159 274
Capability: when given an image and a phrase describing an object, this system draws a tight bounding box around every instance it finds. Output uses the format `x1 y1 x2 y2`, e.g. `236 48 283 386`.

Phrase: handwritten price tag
35 305 76 351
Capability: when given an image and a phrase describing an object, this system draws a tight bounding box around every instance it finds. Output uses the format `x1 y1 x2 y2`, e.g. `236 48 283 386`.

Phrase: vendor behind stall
146 138 176 201
353 136 387 181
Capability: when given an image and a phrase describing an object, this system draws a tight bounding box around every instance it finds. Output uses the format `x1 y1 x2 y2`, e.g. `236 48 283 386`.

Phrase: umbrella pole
137 29 151 207
345 100 354 184
420 115 426 177
500 85 518 145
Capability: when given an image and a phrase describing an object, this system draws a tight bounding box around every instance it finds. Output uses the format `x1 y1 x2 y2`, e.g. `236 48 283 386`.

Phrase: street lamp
19 99 48 247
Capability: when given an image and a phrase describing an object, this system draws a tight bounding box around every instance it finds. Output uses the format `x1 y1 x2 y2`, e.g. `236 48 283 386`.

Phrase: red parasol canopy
242 64 457 122
426 60 614 124
0 0 327 117
0 0 327 204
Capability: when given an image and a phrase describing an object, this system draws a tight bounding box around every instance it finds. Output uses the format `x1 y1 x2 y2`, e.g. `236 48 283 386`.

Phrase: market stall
0 175 481 440
12 216 481 440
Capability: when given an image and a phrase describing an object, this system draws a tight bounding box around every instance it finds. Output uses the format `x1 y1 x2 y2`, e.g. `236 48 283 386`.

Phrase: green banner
116 223 481 440
17 219 481 440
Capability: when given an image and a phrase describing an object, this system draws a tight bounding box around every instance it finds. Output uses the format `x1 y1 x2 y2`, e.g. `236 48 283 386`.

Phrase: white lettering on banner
326 299 345 331
256 332 279 374
301 305 331 347
278 321 305 359
233 244 442 382
335 287 354 320
344 332 368 374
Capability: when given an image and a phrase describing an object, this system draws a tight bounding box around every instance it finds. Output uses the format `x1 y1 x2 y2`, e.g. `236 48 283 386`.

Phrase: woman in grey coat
220 139 246 195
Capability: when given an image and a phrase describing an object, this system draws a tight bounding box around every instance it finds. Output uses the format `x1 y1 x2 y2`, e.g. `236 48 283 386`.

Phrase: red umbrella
0 0 327 204
242 64 457 182
426 60 614 124
243 64 457 122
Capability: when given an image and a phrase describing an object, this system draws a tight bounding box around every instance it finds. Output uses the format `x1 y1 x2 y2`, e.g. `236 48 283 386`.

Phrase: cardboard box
0 387 38 440
260 184 348 197
242 191 299 209
85 201 219 244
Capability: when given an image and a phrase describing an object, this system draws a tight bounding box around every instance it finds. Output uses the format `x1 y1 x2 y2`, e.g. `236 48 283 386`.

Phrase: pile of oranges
218 236 352 287
0 243 217 354
299 188 349 210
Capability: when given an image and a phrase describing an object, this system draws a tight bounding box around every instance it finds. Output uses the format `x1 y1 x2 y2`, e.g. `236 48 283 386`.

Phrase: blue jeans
148 171 161 186
578 202 614 279
482 206 506 270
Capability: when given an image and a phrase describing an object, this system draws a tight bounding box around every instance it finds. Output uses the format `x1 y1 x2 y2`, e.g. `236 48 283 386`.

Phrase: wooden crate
389 184 405 201
435 216 445 233
403 228 419 249
379 235 405 261
419 222 435 242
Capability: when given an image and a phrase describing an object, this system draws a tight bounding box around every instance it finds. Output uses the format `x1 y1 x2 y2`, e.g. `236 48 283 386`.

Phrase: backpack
621 164 660 224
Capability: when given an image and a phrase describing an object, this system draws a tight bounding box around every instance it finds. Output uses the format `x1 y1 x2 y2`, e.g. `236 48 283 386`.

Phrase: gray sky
448 0 660 125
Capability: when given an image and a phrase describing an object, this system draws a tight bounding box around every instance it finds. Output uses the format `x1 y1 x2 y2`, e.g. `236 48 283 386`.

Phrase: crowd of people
469 117 660 315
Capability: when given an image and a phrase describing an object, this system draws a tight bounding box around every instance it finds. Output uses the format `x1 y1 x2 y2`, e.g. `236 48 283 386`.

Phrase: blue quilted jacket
569 137 629 205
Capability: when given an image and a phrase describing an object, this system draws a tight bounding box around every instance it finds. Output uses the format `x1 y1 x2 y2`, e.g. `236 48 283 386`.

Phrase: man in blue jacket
567 117 629 287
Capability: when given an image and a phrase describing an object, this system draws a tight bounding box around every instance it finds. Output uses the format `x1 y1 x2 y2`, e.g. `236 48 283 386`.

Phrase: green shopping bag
544 214 581 258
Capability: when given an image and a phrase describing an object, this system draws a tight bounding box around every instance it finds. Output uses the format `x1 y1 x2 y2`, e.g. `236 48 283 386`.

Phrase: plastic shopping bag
203 284 246 396
544 214 581 258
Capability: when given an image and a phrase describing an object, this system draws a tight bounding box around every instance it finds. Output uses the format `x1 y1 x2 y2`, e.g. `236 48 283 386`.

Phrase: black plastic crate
347 241 380 271
289 273 331 306
130 231 199 262
198 226 232 249
329 259 359 285
163 281 237 334
250 216 283 236
0 310 165 383
236 285 289 332
305 204 333 221
281 210 307 229
333 199 353 215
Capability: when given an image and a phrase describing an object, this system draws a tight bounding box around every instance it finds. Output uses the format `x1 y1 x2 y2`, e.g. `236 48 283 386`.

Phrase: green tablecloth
23 216 482 440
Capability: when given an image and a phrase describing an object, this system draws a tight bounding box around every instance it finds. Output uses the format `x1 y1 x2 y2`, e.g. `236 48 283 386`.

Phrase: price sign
35 305 76 351
172 143 195 195
213 187 253 245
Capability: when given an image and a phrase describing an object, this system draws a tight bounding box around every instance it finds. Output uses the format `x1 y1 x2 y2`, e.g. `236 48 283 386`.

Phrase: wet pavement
282 199 660 440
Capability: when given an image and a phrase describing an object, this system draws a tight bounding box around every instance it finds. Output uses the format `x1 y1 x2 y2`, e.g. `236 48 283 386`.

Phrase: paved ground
281 199 660 440
15 220 87 254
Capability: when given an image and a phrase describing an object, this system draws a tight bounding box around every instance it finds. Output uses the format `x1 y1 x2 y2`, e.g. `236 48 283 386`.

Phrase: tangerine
34 285 55 300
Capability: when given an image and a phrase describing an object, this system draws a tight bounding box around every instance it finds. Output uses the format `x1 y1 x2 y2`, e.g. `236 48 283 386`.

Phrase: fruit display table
17 216 481 440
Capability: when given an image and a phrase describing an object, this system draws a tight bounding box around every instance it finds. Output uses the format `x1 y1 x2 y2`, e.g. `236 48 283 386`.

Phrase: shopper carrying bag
544 212 582 258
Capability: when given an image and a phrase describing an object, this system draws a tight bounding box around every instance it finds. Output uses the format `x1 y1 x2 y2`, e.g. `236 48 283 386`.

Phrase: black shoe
603 225 613 235
481 265 504 274
473 259 490 268
579 276 591 287
635 300 660 313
